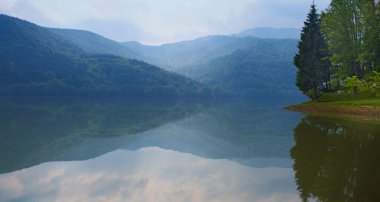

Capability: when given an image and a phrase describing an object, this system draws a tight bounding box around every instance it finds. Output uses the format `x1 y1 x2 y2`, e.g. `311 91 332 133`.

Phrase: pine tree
294 4 332 100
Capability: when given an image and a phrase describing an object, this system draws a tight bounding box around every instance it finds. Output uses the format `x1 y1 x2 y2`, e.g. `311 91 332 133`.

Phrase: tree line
295 0 380 99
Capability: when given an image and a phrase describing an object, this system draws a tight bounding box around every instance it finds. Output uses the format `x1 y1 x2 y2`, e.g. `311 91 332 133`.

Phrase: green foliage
318 92 379 103
294 4 332 100
344 76 367 94
295 1 379 100
321 0 379 79
366 71 380 96
343 71 380 96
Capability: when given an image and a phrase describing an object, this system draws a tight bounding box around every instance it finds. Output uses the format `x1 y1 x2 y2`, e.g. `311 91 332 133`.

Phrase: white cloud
0 148 300 202
0 0 331 44
0 0 18 16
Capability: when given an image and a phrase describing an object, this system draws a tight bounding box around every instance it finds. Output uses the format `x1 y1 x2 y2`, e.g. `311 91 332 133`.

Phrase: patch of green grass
287 93 380 122
319 99 380 107
318 92 376 102
304 93 380 107
301 99 380 108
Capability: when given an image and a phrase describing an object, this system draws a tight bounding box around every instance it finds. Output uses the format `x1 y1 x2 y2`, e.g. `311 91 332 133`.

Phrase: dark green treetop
294 4 332 100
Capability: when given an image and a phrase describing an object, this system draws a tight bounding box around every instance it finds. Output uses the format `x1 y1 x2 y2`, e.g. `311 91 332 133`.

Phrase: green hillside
184 39 300 96
0 14 210 97
123 36 301 97
50 28 140 58
39 18 302 97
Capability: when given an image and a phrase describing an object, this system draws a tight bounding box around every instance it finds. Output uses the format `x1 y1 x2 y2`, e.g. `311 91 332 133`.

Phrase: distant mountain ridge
1 13 302 97
50 28 140 58
0 14 210 97
234 27 300 39
55 27 302 97
122 35 301 97
185 38 300 96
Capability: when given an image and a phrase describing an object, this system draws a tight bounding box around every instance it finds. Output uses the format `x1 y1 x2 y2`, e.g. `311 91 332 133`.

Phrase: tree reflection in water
291 116 380 202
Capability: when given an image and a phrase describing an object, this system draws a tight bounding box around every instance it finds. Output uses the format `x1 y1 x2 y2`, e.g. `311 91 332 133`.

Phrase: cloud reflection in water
0 147 299 202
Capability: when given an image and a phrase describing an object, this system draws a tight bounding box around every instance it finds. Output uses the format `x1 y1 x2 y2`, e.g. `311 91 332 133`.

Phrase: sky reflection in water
0 97 379 201
0 97 304 202
0 147 299 202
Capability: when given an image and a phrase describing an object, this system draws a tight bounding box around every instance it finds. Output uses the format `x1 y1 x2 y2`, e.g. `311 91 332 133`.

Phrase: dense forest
295 1 380 99
0 14 211 97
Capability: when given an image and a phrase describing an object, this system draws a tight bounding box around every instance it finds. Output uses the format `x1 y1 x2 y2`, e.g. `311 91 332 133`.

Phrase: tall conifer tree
294 4 332 100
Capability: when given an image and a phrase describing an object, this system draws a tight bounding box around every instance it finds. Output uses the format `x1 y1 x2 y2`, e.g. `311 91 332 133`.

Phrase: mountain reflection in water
0 97 301 173
2 97 379 202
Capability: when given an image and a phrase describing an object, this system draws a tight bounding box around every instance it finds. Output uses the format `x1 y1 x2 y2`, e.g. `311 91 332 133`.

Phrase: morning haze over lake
0 0 379 201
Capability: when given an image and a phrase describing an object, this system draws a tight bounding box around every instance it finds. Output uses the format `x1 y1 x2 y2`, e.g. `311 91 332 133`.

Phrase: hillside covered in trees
183 39 299 97
54 27 301 97
123 34 302 97
0 14 211 97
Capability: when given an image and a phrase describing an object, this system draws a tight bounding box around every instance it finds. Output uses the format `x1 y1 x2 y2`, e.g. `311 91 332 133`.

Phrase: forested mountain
184 39 300 96
122 36 301 97
2 13 302 97
0 14 210 97
122 37 301 97
122 36 255 71
50 28 140 58
56 27 301 97
234 27 300 39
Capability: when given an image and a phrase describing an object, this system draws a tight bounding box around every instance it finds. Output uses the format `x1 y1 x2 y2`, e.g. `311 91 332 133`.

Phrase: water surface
0 97 379 201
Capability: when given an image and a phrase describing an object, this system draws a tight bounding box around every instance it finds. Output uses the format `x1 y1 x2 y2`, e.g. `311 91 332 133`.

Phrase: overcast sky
0 0 331 45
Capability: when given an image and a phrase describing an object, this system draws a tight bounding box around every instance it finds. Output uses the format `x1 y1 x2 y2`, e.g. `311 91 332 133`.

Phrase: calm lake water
0 97 379 202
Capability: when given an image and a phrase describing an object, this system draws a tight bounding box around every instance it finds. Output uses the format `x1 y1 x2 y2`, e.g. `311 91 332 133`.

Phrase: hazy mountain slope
121 28 300 73
50 28 139 58
0 15 82 57
182 39 300 96
125 36 301 97
0 14 210 97
49 28 242 72
123 36 300 97
122 35 247 71
235 27 300 39
43 23 301 97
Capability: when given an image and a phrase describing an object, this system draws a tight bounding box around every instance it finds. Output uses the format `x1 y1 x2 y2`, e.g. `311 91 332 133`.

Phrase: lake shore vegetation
289 1 380 119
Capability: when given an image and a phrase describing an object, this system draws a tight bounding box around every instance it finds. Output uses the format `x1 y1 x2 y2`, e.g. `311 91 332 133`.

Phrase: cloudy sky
0 0 330 45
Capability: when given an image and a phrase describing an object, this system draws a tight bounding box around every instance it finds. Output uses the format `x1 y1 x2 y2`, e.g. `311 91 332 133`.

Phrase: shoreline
284 101 380 121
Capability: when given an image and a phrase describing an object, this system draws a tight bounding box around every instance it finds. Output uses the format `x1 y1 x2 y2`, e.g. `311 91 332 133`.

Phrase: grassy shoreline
284 98 380 121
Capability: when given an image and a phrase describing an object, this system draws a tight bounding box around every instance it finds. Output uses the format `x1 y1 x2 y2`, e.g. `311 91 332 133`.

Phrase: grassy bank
285 94 380 121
